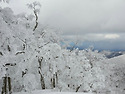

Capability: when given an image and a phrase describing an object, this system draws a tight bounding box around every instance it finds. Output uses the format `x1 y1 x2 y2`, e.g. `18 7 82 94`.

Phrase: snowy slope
106 54 125 64
103 54 125 94
105 54 125 70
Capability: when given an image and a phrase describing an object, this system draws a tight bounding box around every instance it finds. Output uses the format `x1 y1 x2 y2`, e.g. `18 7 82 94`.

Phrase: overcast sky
4 0 125 50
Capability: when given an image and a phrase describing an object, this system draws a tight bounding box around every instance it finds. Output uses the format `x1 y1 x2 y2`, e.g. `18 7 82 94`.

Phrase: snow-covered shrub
55 49 106 92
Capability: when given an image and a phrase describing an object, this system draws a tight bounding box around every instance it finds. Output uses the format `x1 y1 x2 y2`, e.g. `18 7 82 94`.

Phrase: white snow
101 55 125 94
0 4 125 94
13 90 95 94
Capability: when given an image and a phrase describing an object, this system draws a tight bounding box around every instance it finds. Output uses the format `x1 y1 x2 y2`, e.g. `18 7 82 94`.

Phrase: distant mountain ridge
101 51 124 58
67 46 124 58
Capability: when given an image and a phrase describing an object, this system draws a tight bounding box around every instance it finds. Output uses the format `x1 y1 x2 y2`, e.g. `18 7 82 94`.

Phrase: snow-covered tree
0 3 115 94
0 6 62 93
0 0 9 3
27 1 41 31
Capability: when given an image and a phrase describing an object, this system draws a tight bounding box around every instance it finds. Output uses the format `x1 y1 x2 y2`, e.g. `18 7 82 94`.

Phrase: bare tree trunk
52 74 55 88
39 72 45 89
33 11 38 31
51 72 58 88
76 85 81 92
55 72 58 84
8 77 12 94
1 77 12 94
1 77 7 94
38 57 45 89
33 22 38 31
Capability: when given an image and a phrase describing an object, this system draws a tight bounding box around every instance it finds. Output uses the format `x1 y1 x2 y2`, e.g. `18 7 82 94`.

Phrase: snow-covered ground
102 54 125 94
106 54 125 64
13 90 95 94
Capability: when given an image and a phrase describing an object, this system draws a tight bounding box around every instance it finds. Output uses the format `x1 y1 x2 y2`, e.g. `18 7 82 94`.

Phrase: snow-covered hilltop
0 5 125 94
106 54 125 63
103 55 125 93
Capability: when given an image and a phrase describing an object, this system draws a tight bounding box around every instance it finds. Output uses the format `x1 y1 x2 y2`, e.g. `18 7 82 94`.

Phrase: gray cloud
8 0 125 50
9 0 125 33
39 0 125 34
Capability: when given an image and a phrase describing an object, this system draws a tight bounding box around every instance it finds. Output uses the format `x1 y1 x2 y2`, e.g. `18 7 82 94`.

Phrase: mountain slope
107 54 125 64
103 54 125 94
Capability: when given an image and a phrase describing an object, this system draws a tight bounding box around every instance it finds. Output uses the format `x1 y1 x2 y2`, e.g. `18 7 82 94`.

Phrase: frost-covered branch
27 1 41 31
